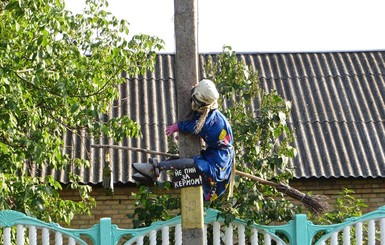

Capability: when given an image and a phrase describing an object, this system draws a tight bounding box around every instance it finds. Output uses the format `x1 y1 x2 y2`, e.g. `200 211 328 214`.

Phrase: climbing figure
132 79 234 201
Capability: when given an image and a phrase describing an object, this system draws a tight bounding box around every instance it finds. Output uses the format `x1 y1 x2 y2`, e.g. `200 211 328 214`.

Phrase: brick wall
60 186 138 228
289 177 385 213
60 185 180 229
62 177 385 228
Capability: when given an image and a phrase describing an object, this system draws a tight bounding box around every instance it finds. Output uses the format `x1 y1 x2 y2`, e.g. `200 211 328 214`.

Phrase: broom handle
235 170 280 188
91 144 178 157
90 144 327 213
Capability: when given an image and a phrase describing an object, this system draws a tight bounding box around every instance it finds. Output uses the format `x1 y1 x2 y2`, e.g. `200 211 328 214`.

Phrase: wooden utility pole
174 0 204 244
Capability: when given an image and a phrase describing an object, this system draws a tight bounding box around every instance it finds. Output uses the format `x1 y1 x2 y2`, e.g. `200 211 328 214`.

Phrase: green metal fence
1 205 385 244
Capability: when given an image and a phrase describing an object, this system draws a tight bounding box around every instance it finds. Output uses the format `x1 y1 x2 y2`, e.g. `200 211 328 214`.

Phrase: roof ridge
297 120 385 124
259 72 385 81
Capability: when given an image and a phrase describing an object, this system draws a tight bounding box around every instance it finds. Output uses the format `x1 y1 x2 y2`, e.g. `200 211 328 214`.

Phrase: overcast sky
65 0 385 53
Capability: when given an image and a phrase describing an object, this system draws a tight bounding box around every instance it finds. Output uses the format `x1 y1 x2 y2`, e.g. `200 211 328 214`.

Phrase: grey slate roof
55 51 385 184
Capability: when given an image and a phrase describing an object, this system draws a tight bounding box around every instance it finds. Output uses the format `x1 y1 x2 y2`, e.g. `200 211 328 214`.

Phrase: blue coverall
178 109 234 201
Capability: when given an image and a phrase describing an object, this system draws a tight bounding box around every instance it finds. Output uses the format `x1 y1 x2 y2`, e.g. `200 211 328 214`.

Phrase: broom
235 170 330 215
91 144 330 215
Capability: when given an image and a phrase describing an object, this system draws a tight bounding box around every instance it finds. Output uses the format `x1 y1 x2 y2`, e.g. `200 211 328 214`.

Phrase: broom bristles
277 183 330 215
303 195 331 215
235 170 330 215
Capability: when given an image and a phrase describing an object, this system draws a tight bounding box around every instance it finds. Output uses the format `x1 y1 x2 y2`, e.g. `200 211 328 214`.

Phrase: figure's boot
132 158 195 181
132 158 160 181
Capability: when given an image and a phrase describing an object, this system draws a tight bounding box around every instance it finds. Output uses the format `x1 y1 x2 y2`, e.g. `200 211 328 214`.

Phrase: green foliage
310 189 368 243
310 189 368 225
0 0 164 223
128 186 180 228
129 46 299 226
202 46 299 224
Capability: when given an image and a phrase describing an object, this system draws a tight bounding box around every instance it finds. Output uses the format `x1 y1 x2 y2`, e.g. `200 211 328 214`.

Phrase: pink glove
166 123 179 136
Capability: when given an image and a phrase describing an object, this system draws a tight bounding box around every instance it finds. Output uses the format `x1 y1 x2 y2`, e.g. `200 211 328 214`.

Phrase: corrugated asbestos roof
52 51 385 184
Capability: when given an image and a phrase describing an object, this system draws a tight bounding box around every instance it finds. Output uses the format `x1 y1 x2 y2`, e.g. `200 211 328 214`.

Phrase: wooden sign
172 167 203 189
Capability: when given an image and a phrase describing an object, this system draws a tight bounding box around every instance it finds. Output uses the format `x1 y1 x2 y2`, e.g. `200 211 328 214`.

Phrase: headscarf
191 79 219 134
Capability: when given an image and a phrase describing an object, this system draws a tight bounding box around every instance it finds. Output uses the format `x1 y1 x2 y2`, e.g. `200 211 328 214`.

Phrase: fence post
294 214 311 245
98 218 112 245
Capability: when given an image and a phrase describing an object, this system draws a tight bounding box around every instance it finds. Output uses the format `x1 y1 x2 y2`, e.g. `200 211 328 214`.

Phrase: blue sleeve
178 119 197 134
177 113 200 134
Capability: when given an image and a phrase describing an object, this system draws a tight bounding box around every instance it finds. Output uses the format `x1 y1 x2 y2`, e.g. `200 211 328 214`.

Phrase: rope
300 193 306 201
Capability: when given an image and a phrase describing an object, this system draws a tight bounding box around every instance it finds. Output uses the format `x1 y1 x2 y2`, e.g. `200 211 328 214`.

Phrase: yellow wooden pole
174 0 204 244
181 186 204 228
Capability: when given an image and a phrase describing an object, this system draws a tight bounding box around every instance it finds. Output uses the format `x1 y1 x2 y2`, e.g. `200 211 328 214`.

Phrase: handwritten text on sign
172 167 203 188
